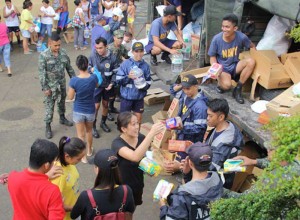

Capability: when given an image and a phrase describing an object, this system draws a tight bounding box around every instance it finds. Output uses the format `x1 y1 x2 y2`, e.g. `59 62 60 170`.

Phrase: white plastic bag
257 15 295 56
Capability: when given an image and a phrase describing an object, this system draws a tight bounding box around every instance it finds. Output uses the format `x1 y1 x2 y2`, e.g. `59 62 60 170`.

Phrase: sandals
87 147 94 157
7 73 12 77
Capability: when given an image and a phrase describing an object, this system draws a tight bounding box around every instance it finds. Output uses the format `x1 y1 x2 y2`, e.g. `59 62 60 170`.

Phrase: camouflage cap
113 29 125 38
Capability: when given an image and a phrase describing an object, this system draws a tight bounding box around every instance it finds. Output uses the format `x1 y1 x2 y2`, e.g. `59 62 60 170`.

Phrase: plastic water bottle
171 52 183 74
84 27 90 39
183 38 191 60
131 66 146 89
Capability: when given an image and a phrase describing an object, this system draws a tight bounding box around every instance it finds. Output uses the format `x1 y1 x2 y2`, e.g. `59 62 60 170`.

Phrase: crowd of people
1 0 292 219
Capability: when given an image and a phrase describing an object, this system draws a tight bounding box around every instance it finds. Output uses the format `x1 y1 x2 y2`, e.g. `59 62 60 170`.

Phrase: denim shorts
40 23 53 37
145 39 177 54
73 111 95 123
0 44 11 67
21 29 30 38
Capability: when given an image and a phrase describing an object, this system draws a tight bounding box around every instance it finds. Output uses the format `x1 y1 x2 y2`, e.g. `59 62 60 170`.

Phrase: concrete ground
0 1 179 219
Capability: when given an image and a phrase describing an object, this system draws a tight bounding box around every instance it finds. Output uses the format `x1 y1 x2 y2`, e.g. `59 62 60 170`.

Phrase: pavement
0 1 180 219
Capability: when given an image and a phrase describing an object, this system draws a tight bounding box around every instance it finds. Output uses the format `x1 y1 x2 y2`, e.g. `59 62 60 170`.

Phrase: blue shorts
223 62 238 79
73 111 95 123
40 23 53 37
94 87 115 103
145 39 177 54
120 98 144 113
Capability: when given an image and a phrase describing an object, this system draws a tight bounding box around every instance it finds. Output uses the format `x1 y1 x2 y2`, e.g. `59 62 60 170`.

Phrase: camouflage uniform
223 158 300 198
38 48 75 123
108 43 129 66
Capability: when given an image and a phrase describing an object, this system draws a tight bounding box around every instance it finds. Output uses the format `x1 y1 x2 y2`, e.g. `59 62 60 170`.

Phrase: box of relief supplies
283 56 300 83
153 179 174 201
144 88 170 106
168 140 193 152
167 98 179 118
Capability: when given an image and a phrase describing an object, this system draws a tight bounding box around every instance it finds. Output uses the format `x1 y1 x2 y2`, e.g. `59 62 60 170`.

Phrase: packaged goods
168 140 193 152
153 179 174 201
165 117 182 130
139 157 161 177
208 63 223 79
224 159 246 172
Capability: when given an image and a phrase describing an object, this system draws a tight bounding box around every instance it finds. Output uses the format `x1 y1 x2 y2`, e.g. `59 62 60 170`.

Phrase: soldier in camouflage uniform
38 33 75 139
107 30 129 120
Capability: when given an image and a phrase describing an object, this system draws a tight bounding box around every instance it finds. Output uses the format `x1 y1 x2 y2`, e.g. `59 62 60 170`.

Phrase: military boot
59 114 73 126
92 120 100 138
108 99 119 114
232 82 244 104
45 123 52 139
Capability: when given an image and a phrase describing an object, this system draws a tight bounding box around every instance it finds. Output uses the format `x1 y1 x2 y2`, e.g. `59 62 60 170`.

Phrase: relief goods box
168 140 193 152
144 88 170 106
283 57 300 84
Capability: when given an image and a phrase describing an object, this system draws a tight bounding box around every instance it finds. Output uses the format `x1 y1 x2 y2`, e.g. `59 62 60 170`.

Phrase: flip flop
87 147 94 157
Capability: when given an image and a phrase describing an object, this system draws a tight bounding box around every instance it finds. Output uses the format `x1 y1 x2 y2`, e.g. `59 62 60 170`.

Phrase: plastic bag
257 15 295 56
93 67 103 86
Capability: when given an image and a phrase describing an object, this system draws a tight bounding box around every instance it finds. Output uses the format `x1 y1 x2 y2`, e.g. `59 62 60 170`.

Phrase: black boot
57 27 62 35
150 54 158 66
45 123 52 139
59 114 73 126
108 99 119 113
107 112 115 121
161 52 172 64
92 120 100 138
232 82 244 104
100 116 111 132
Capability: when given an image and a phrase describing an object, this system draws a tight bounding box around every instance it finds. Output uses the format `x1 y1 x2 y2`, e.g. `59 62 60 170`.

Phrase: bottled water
171 53 183 74
131 66 146 89
84 27 90 39
182 38 191 60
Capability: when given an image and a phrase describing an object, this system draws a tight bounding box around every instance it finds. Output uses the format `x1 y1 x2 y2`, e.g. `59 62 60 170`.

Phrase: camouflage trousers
44 87 67 123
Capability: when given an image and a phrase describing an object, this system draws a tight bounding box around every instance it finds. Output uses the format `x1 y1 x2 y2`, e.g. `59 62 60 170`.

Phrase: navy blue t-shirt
208 31 251 74
148 17 177 43
168 0 182 7
69 74 98 114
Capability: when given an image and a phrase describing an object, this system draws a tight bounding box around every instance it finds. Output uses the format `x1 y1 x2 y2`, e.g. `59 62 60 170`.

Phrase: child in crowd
0 15 12 76
81 0 90 45
71 149 136 219
39 0 55 46
3 0 22 50
118 0 128 26
102 0 114 17
122 31 133 51
51 136 86 220
73 0 86 50
127 0 135 37
106 7 123 43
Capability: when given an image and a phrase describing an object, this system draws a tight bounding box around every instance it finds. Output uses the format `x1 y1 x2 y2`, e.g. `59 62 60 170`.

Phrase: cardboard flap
181 66 210 79
250 49 281 65
284 57 300 84
146 88 165 96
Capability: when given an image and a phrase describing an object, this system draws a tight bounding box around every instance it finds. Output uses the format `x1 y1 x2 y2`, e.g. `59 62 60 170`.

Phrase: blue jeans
40 23 53 37
74 26 84 48
0 43 11 67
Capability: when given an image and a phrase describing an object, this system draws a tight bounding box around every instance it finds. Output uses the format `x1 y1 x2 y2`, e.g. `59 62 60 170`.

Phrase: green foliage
289 24 300 43
210 115 300 219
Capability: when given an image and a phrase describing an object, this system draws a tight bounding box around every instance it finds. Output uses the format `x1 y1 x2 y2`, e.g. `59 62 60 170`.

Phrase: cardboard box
284 57 300 83
180 66 210 79
63 31 74 43
140 123 153 137
152 127 172 150
144 88 170 106
167 98 179 118
168 140 193 152
152 111 168 123
191 34 200 56
250 49 293 89
152 149 176 175
266 85 300 119
281 51 300 64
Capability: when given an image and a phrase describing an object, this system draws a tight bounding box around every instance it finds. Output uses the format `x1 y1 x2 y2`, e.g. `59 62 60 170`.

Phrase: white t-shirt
5 5 19 27
40 6 55 25
75 8 85 26
103 1 114 18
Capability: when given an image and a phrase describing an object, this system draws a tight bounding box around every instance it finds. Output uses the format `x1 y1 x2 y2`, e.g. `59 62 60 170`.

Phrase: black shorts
8 26 20 33
94 87 114 103
120 98 144 113
132 189 143 206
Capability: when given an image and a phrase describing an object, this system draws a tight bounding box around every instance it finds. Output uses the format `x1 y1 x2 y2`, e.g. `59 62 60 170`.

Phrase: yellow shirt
20 9 33 30
51 161 80 220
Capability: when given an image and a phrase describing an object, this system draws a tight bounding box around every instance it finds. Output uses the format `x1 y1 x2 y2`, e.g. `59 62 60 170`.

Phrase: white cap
112 7 124 18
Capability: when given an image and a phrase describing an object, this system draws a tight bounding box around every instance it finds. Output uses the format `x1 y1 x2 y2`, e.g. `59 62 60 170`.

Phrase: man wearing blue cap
160 143 223 219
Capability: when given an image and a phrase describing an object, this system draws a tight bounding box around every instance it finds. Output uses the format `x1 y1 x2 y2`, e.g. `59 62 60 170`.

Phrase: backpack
87 185 132 220
71 12 82 28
